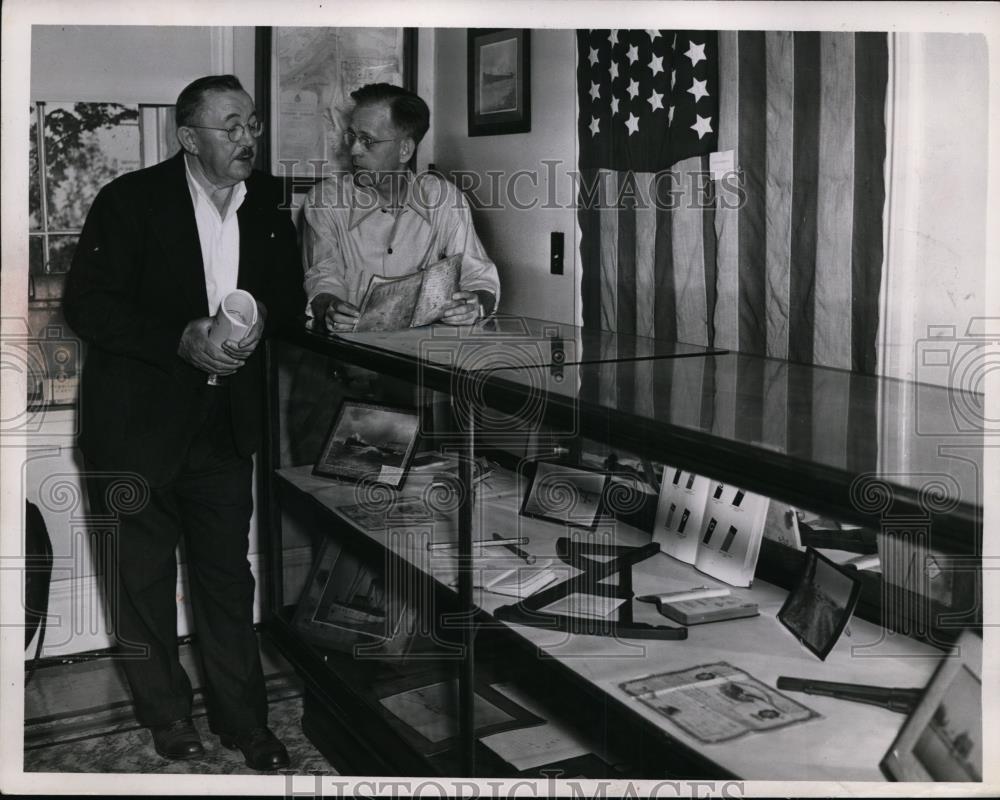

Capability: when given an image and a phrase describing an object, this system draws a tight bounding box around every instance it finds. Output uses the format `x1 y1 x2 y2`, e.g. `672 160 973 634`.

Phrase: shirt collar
184 155 247 220
347 171 432 230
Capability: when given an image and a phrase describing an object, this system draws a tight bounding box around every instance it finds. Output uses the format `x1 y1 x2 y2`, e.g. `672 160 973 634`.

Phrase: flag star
685 40 707 67
610 61 619 81
646 30 661 42
648 89 664 112
626 44 640 65
687 77 710 103
589 116 601 137
589 81 601 101
609 29 618 46
588 47 600 66
671 70 676 89
672 33 678 50
627 78 640 99
611 96 620 116
648 54 664 77
691 114 713 139
625 112 640 136
668 105 675 125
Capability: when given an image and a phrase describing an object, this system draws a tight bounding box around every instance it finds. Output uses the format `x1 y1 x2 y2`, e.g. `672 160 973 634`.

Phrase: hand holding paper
177 317 244 375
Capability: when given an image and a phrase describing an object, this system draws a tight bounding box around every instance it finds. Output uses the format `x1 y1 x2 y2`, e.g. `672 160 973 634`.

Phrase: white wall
433 28 578 324
880 33 989 385
31 25 255 104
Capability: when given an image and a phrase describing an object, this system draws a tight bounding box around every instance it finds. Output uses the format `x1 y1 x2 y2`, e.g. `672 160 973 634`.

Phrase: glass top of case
307 314 725 371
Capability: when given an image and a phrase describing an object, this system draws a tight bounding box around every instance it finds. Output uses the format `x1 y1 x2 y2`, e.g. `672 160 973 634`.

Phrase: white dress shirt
184 156 247 316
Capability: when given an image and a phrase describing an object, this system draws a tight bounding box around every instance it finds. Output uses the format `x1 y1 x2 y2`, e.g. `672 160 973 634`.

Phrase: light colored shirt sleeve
434 180 501 312
301 181 348 319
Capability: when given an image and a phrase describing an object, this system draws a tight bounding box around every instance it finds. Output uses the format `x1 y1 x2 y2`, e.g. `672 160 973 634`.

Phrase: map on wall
272 27 405 180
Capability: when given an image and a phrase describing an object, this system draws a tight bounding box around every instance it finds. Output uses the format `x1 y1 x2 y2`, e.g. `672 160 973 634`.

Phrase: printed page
651 466 711 565
693 483 770 588
354 272 425 332
410 254 462 327
620 662 819 744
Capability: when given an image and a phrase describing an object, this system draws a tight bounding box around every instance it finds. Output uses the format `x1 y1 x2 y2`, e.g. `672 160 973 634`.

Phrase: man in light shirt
302 83 500 331
64 75 303 771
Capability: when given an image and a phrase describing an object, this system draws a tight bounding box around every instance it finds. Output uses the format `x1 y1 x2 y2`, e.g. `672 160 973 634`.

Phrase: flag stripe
847 371 878 470
617 172 638 335
673 157 709 346
811 365 850 469
762 360 789 453
653 174 678 342
789 32 821 365
599 169 619 331
635 173 658 338
737 31 768 357
764 31 795 362
852 32 888 374
713 30 740 353
814 33 856 370
701 154 718 348
579 168 603 330
735 355 765 445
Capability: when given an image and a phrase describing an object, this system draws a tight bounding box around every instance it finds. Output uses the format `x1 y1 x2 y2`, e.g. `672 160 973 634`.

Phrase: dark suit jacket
64 152 304 486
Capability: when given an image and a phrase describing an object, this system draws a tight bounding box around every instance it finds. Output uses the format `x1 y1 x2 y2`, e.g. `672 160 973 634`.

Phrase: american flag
577 30 888 375
578 29 718 172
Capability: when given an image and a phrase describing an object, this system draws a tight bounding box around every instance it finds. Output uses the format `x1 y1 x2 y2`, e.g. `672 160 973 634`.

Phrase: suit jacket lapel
236 176 266 294
149 153 209 317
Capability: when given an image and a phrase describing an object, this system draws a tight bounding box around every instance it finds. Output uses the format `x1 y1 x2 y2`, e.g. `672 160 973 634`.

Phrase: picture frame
266 26 416 186
880 629 982 782
292 535 413 656
467 29 531 136
376 671 545 756
777 547 863 661
520 461 608 530
313 399 421 488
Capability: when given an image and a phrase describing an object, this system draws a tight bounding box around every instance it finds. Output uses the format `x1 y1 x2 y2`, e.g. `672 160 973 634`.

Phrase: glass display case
260 316 983 781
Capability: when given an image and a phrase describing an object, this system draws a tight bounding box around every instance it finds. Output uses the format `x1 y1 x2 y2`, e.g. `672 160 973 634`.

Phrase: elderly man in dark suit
64 75 304 771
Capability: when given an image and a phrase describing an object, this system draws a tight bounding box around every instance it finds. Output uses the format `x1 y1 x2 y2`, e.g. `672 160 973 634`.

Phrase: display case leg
458 398 476 776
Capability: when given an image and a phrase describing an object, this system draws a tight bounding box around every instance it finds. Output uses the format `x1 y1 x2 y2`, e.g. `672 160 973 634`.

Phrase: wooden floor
22 636 339 775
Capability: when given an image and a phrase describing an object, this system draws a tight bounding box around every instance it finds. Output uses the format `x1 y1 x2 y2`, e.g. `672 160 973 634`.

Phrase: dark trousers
88 387 267 734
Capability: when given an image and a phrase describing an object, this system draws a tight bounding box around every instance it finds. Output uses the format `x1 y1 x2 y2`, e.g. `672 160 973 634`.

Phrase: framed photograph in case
777 547 862 661
292 535 413 656
520 461 607 530
375 672 544 756
880 629 982 782
313 399 421 488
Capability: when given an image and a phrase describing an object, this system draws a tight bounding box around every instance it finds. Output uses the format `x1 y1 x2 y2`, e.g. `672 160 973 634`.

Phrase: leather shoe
220 726 290 771
150 718 204 760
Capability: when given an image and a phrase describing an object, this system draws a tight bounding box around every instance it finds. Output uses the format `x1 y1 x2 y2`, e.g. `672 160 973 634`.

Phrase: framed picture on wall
267 27 416 186
467 29 531 136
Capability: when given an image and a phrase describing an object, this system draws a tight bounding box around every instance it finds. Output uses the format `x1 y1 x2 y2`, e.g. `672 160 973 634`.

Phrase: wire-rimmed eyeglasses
187 118 264 143
343 130 397 151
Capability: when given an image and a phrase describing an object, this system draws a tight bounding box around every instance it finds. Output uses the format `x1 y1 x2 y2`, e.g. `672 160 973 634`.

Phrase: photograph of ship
912 665 982 781
521 461 607 528
778 549 861 659
478 37 517 113
314 401 421 486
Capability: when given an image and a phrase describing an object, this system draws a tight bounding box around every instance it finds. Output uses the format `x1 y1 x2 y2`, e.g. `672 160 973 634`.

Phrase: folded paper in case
208 289 258 346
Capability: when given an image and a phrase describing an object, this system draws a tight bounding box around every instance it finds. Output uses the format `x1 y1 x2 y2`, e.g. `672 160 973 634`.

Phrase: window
27 102 178 408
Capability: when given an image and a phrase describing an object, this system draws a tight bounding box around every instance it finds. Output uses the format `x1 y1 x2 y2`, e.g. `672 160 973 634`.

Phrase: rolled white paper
208 289 258 346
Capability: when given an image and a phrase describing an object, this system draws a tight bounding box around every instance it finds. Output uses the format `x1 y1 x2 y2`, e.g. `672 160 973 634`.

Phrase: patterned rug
23 639 338 775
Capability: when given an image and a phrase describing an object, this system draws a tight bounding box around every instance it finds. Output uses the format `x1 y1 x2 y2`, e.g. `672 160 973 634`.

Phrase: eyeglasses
187 118 264 143
343 130 397 151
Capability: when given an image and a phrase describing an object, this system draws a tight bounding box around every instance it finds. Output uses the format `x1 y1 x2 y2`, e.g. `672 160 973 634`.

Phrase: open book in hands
353 254 463 332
